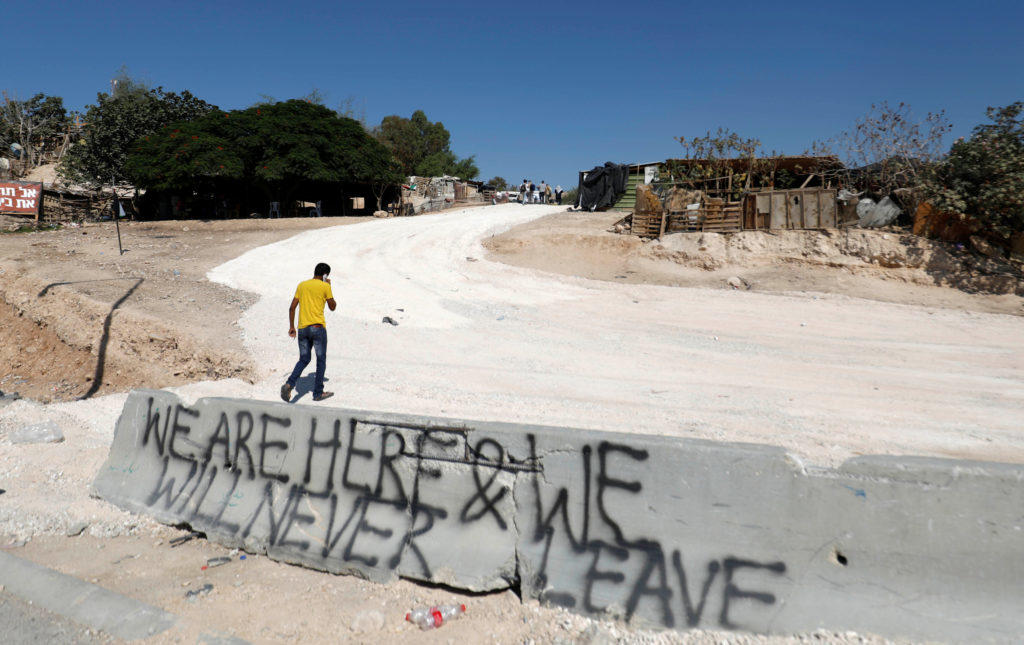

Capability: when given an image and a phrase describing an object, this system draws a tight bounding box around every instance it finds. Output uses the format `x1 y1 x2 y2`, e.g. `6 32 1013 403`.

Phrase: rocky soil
485 212 1024 316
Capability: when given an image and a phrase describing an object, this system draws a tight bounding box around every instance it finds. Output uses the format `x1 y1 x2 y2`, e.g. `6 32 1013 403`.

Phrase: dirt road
1 204 1021 643
211 203 1024 466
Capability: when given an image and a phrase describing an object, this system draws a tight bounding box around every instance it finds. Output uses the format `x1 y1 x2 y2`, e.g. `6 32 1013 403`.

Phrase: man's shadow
288 374 329 403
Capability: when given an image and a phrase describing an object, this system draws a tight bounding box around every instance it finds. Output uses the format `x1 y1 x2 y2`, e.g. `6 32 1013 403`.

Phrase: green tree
373 110 477 179
59 76 215 189
488 176 508 190
126 99 401 207
0 92 69 171
415 149 479 180
925 102 1024 236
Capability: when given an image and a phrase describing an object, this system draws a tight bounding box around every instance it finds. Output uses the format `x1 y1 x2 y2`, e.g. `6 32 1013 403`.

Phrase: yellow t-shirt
294 278 334 329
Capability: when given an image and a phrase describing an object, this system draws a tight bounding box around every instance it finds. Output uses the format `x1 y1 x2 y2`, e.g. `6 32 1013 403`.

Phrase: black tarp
577 162 629 210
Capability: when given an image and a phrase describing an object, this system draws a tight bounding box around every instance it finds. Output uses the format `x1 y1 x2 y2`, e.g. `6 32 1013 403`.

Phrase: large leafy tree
126 99 401 203
0 92 69 171
925 102 1024 236
60 76 215 189
373 110 478 179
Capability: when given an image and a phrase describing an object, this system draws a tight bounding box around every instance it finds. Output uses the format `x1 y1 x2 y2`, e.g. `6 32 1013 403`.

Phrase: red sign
0 180 42 215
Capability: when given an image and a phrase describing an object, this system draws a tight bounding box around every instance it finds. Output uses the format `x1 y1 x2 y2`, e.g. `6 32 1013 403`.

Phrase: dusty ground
484 212 1024 316
1 205 1021 643
0 217 360 402
5 530 909 645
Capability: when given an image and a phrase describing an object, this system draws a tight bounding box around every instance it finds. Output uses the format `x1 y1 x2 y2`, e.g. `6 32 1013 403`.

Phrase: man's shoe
313 391 334 402
280 383 292 402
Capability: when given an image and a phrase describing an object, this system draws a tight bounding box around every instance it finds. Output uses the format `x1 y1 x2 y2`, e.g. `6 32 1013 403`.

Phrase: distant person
555 185 563 205
520 181 528 205
544 182 553 204
530 181 539 204
539 181 548 203
281 262 337 403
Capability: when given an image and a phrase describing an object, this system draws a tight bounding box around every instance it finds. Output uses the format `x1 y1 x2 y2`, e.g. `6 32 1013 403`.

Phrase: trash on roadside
0 390 21 408
856 196 901 228
185 583 213 600
169 531 203 547
382 316 399 326
406 604 466 631
201 556 231 570
837 188 861 203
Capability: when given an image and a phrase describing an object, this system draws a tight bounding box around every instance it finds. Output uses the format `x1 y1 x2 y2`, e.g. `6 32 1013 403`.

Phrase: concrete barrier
94 390 1024 642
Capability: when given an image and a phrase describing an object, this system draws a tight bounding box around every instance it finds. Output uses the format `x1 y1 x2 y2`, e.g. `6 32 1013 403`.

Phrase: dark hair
314 262 331 277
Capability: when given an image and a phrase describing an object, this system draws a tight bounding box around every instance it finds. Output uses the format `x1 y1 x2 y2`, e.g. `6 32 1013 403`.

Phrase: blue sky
7 0 1023 188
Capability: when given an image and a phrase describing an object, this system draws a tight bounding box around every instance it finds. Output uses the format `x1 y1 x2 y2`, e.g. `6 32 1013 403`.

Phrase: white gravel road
203 202 1024 467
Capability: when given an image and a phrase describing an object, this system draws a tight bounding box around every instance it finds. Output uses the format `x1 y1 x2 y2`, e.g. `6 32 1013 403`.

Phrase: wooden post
111 177 124 255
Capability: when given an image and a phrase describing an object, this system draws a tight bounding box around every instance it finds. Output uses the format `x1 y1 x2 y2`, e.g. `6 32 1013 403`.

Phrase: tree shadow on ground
906 237 1024 297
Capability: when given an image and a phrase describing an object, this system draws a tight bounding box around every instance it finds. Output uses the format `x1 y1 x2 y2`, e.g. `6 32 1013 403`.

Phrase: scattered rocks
970 235 1003 259
372 210 391 218
66 521 89 537
382 316 399 326
10 421 64 444
727 276 750 290
577 624 617 645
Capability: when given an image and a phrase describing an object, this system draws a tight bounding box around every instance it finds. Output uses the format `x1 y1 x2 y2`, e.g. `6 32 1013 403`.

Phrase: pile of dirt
0 217 359 402
485 212 1024 316
0 298 129 402
652 227 1023 295
0 268 252 402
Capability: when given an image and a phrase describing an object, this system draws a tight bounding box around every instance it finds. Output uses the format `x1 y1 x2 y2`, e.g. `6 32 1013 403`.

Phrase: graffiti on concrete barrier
523 436 786 629
108 395 787 630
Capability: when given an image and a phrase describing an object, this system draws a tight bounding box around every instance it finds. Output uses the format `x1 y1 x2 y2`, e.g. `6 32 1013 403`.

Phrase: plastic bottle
405 603 466 630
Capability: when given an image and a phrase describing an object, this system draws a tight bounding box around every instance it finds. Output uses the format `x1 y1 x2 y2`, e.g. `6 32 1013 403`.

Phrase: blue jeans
287 326 327 397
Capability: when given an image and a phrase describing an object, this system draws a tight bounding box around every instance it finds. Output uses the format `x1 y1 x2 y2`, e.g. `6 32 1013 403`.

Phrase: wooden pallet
630 212 663 237
665 201 742 234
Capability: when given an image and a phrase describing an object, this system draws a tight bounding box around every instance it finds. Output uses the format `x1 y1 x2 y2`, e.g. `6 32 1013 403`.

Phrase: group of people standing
518 180 563 205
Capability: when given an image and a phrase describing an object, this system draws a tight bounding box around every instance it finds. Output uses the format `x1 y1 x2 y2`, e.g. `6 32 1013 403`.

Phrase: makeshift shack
399 176 486 215
585 156 849 235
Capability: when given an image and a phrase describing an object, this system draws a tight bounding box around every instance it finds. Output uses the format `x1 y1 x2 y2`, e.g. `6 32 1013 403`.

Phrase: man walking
281 262 336 402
